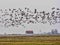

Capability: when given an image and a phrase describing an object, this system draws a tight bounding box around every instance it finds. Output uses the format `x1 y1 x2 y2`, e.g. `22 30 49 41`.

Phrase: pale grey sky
0 0 60 34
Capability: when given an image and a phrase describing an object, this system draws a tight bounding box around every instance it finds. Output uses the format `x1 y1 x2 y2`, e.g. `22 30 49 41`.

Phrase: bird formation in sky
0 7 60 28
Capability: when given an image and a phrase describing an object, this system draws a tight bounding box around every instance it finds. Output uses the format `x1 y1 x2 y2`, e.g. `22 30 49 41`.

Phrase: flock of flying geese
0 7 60 28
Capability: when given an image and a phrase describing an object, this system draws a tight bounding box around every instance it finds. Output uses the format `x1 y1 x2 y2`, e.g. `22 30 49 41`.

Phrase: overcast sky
0 0 60 34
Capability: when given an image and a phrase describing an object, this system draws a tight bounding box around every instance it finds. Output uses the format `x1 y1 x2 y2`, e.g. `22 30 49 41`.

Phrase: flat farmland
0 35 60 45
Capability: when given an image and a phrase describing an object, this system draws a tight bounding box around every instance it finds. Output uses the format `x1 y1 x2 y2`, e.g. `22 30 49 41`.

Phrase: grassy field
0 35 60 45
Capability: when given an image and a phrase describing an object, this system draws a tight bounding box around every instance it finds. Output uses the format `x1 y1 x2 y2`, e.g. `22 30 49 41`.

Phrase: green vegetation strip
0 42 60 45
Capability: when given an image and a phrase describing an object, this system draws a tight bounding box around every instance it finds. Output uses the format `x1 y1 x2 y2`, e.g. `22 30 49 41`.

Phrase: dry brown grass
0 35 60 45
